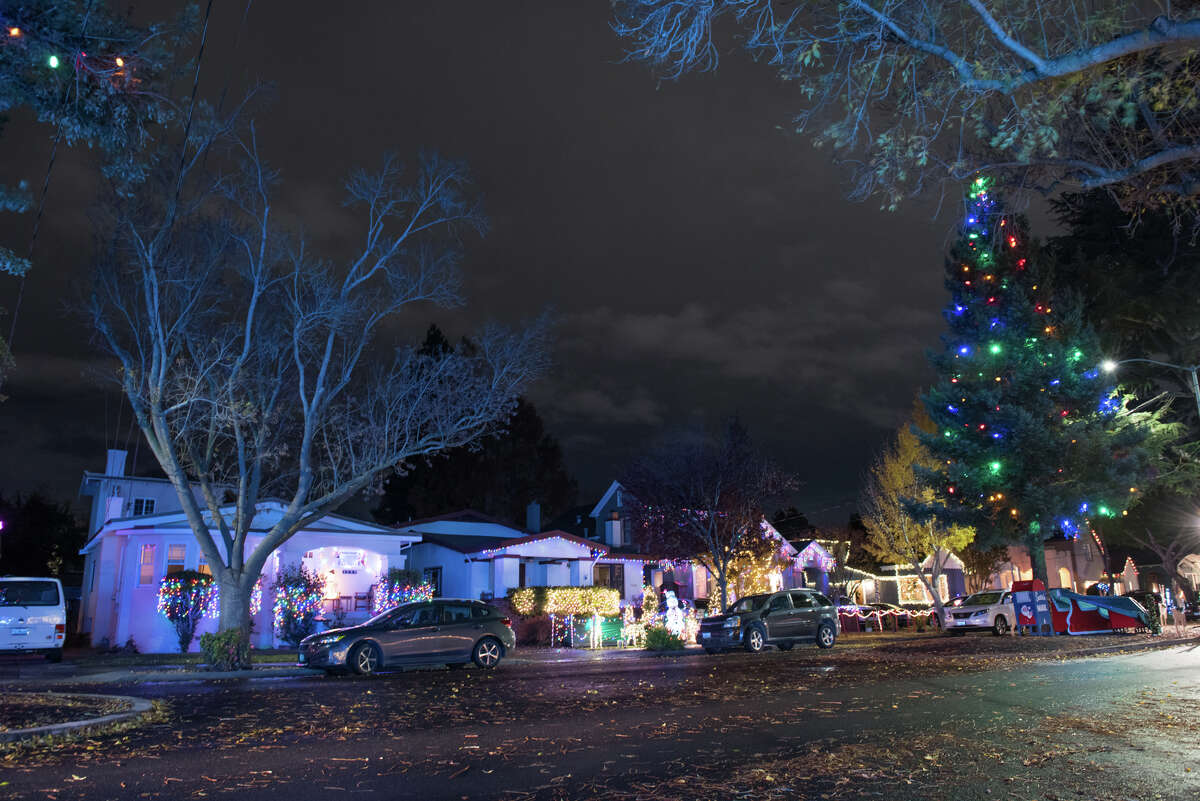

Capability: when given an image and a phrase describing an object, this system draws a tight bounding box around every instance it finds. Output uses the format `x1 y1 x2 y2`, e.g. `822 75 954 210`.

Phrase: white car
0 576 67 661
943 590 1014 635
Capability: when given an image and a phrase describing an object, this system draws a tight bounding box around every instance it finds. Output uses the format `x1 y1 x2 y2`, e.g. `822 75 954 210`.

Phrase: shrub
199 628 250 671
272 563 326 646
644 625 685 651
507 586 621 617
156 570 217 653
371 568 435 614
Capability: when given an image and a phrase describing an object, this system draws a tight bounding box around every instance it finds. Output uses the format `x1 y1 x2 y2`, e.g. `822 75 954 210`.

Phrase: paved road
3 643 1198 800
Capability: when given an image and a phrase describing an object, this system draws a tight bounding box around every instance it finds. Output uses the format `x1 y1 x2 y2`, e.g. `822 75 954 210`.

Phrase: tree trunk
1026 534 1048 586
717 569 729 614
216 570 254 668
913 559 944 628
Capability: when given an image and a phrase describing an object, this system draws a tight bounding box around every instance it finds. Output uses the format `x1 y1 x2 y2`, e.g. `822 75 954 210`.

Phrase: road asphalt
1 641 1197 800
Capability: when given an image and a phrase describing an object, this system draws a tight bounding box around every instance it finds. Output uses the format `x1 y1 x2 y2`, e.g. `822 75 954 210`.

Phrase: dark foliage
375 327 576 528
0 491 85 577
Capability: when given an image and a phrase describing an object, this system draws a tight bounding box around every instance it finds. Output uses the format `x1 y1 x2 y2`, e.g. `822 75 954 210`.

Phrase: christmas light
8 27 20 37
47 54 59 68
988 343 1002 354
115 56 125 67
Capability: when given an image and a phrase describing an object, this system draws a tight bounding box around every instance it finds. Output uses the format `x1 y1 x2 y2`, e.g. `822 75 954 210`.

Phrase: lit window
197 555 212 576
138 544 156 585
133 498 156 516
166 544 186 575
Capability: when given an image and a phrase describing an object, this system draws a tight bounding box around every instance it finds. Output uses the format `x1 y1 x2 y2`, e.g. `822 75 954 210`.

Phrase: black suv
698 589 839 653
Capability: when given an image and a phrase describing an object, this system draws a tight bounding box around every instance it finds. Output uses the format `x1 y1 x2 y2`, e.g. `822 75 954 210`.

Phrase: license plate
10 628 28 636
701 632 711 639
956 621 966 626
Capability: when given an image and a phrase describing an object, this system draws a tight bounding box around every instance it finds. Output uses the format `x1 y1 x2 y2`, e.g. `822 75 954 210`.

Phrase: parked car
0 576 66 661
299 599 516 675
698 589 839 653
943 590 1014 635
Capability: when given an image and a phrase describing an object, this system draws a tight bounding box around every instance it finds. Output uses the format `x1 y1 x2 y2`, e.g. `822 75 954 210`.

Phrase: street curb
1059 634 1198 659
0 665 322 687
0 693 153 743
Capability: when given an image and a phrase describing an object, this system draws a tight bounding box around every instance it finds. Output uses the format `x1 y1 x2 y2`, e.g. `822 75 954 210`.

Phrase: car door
762 593 794 639
789 592 819 638
438 602 479 659
383 603 447 662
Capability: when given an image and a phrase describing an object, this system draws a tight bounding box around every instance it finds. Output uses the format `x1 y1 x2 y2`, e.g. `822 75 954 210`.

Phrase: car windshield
963 592 1003 606
0 580 60 606
728 595 770 614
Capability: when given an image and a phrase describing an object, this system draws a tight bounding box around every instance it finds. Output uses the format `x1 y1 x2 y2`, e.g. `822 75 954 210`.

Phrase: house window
166 545 186 575
138 544 156 585
423 567 442 597
132 498 156 516
197 555 212 576
593 563 624 591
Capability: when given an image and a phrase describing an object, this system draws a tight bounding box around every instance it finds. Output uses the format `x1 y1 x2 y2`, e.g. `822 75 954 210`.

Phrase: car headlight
310 635 344 647
723 617 741 629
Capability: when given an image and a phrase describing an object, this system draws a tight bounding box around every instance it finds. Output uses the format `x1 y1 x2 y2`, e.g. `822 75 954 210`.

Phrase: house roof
416 529 607 558
399 509 525 530
82 500 416 553
589 480 623 519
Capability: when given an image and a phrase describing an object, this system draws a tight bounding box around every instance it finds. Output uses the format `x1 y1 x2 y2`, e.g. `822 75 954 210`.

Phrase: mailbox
1011 579 1054 635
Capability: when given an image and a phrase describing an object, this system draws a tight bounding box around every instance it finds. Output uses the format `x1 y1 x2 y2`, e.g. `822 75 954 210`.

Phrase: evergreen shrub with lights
371 567 434 614
920 178 1162 582
272 563 326 647
157 570 216 653
507 586 621 618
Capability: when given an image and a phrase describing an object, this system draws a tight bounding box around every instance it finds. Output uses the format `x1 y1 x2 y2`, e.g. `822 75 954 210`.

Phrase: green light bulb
48 54 60 68
989 343 1002 355
989 461 1001 474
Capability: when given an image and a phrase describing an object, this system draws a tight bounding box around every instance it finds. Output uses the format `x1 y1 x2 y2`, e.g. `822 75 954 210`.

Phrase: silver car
299 599 516 675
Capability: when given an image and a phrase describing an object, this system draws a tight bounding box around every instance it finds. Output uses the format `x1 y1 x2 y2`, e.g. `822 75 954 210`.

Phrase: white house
78 501 420 652
401 510 648 602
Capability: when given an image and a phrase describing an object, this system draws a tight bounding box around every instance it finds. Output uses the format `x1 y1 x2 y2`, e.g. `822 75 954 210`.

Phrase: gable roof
589 481 624 519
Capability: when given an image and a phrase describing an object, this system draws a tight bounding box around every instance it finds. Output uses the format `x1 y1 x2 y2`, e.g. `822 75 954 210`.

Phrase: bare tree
613 1 1200 215
88 118 549 661
622 418 795 612
957 544 1010 594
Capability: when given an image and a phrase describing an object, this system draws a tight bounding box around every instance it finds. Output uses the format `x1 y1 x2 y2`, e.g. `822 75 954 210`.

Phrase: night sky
0 2 951 524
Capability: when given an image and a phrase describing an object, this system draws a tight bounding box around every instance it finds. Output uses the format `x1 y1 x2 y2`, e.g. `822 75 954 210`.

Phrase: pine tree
921 177 1161 585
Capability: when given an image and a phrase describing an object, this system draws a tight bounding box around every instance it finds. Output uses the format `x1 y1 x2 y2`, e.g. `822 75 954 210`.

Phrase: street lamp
1101 357 1200 421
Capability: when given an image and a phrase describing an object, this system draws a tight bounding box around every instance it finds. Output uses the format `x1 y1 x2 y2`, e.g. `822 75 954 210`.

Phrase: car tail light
501 617 513 628
54 624 65 637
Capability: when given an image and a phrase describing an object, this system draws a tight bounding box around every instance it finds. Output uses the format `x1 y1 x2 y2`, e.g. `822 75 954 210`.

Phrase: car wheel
776 641 795 651
472 637 503 669
816 622 836 649
744 625 766 653
992 615 1009 636
45 650 63 664
349 642 381 676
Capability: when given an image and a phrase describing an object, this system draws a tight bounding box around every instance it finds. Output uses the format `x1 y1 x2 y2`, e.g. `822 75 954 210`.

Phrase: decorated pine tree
920 177 1162 586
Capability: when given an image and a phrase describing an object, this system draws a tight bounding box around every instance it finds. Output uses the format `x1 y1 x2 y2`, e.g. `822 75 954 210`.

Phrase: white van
0 577 66 661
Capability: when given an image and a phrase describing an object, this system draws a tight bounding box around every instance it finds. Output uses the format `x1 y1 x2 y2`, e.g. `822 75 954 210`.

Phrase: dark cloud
0 1 953 524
